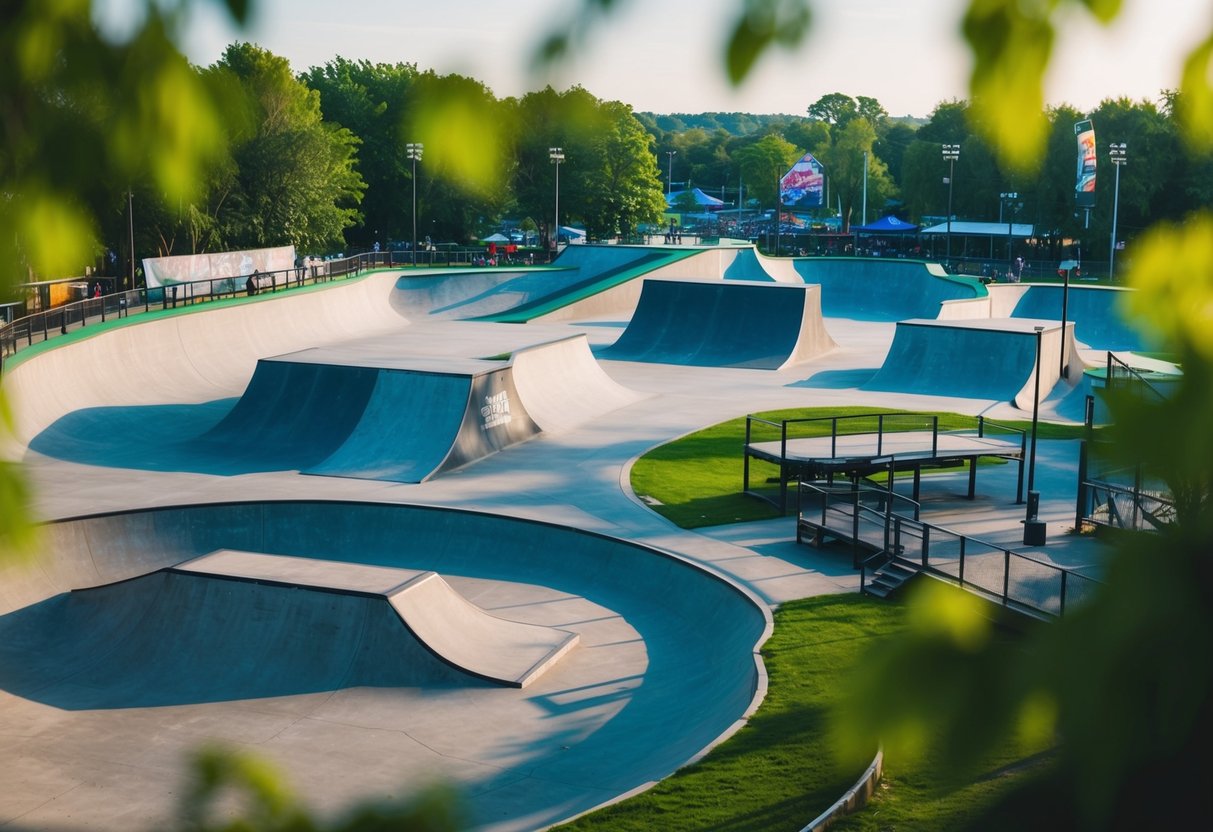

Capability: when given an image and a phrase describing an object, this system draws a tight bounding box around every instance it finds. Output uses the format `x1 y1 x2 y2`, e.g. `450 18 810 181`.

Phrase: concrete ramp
509 334 646 432
721 247 804 283
795 258 987 320
202 352 540 483
599 278 836 370
1000 283 1148 351
175 551 579 688
863 318 1079 409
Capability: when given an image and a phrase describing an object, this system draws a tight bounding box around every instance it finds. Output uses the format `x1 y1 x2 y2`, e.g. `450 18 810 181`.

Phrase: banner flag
1075 120 1097 208
780 152 825 208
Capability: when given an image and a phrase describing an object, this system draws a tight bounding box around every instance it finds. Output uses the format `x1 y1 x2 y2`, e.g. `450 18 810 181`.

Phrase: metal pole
1023 324 1046 546
861 150 868 227
1028 325 1042 495
1060 265 1070 376
942 144 959 264
1109 143 1127 282
406 142 422 267
127 188 135 291
666 150 675 197
550 147 564 252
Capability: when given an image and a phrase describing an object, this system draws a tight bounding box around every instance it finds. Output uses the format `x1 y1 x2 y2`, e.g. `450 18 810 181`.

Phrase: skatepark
0 243 1160 830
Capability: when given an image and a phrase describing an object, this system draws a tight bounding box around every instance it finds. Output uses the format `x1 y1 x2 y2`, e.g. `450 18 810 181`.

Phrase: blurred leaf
1076 0 1123 23
222 0 252 24
1178 32 1213 152
724 0 812 85
962 0 1054 172
1121 212 1213 362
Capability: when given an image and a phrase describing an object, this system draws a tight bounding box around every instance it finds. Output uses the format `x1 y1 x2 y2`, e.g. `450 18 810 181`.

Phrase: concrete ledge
801 749 884 831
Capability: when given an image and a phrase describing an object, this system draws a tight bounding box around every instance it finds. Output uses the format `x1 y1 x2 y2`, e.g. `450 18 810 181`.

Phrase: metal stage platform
743 413 1027 512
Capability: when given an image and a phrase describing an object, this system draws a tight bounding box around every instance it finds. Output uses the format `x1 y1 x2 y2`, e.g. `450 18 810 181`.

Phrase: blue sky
102 0 1213 118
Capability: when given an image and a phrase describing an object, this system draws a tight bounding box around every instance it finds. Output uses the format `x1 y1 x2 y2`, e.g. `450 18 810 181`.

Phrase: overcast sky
100 0 1213 118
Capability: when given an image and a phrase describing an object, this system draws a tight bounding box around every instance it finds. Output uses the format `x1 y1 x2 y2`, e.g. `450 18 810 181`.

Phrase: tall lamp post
1024 324 1047 546
942 144 960 263
1109 142 1127 282
550 147 564 251
665 150 676 197
127 187 136 291
406 142 423 266
1000 191 1019 274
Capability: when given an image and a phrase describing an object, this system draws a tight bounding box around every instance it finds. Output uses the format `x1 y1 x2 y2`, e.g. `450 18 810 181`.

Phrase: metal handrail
801 481 1099 618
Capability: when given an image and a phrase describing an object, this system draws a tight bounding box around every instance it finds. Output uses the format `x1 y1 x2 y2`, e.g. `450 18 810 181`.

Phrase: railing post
779 420 790 513
1059 570 1068 617
921 524 930 568
1002 549 1011 604
1016 431 1026 504
1075 436 1089 531
958 536 966 585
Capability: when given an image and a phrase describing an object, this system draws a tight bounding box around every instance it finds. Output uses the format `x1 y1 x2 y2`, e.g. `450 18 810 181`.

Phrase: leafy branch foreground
630 406 1087 529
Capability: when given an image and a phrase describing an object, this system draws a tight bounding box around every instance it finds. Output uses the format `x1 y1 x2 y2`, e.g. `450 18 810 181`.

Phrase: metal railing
745 411 1027 512
0 252 395 370
799 481 1101 619
1072 357 1178 533
1106 352 1168 402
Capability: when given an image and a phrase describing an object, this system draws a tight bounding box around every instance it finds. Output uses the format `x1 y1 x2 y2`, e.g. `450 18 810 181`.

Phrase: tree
733 134 801 210
579 101 667 239
302 58 420 248
807 92 859 127
815 118 894 230
210 43 365 253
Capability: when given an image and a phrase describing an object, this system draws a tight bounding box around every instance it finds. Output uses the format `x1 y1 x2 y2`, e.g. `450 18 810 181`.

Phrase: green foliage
179 745 464 832
211 43 366 252
733 134 801 207
724 0 812 84
555 595 893 831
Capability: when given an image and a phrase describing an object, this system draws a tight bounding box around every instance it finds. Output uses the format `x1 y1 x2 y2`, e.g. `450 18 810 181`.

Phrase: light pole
666 150 676 197
406 142 423 266
1109 142 1127 282
550 147 564 251
1024 324 1047 546
861 150 868 227
127 187 135 291
1000 191 1019 275
942 144 960 263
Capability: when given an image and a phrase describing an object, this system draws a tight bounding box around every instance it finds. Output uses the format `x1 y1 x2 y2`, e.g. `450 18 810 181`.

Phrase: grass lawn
553 594 886 831
630 406 1090 529
553 593 1048 832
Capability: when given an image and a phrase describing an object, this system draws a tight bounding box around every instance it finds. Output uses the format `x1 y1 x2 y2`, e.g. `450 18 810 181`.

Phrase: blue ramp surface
1009 284 1146 351
863 319 1042 403
599 279 833 369
795 258 986 320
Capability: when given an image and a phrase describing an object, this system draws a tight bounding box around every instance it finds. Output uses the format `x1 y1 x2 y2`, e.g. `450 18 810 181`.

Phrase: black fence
797 481 1101 619
0 244 573 372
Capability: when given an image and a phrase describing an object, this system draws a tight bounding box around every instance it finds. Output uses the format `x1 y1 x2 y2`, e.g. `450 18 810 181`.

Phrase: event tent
853 216 919 233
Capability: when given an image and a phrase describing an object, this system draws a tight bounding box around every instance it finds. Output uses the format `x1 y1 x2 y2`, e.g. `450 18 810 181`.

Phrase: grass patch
630 406 1090 529
553 595 888 831
554 593 1048 832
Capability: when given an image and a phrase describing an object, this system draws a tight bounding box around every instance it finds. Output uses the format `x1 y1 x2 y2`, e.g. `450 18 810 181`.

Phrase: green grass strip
473 248 703 323
630 406 1089 529
553 594 887 832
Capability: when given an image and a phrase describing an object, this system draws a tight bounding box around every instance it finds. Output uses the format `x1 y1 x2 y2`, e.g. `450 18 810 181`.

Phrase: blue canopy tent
852 215 920 257
853 215 919 233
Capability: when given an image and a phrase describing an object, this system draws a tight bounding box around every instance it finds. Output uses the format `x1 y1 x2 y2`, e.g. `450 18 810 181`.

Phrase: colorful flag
1075 120 1097 208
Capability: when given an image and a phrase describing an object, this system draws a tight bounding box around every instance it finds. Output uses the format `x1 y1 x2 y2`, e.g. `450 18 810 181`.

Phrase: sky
101 0 1213 119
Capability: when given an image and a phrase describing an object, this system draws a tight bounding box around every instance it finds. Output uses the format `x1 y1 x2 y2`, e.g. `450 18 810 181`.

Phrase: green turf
630 406 1090 529
552 595 887 831
554 593 1048 832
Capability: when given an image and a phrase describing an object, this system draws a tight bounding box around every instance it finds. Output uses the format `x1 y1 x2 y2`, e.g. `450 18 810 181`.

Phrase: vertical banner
1075 120 1097 208
780 152 825 209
